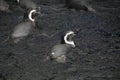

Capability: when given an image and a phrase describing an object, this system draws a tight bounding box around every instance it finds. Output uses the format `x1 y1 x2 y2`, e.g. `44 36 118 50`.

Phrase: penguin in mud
0 0 10 12
11 9 40 43
65 0 95 12
48 31 76 63
17 0 40 11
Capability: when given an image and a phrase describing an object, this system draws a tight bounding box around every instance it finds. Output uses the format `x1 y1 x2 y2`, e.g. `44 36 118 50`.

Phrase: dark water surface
0 0 120 80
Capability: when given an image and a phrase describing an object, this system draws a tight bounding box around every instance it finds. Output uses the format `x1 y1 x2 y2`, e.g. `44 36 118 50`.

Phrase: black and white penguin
17 0 40 11
65 0 95 12
11 9 38 43
50 31 76 63
0 0 10 12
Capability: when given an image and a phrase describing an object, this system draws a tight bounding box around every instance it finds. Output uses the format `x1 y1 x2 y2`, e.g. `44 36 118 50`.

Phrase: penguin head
28 9 41 22
64 31 76 47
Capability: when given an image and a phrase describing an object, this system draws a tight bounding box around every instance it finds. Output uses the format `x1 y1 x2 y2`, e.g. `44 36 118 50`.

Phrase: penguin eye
67 34 75 41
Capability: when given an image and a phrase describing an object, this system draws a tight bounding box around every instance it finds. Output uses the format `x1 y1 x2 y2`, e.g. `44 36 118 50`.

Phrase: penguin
65 0 95 12
17 0 40 11
0 0 10 12
11 9 38 43
50 31 76 63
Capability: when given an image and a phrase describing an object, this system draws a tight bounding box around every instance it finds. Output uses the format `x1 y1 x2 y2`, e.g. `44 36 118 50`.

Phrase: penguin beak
73 33 76 36
36 7 42 15
71 33 76 38
33 11 42 17
36 11 41 15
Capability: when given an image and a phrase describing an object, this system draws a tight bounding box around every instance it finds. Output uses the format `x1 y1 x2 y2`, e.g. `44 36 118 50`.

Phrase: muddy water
0 0 120 80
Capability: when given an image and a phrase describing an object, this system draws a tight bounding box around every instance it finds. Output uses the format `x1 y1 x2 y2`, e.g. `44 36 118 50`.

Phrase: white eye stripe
28 10 36 22
64 31 75 47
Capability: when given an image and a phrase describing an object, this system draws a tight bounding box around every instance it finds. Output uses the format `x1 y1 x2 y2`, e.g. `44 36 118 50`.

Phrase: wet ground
0 0 120 80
